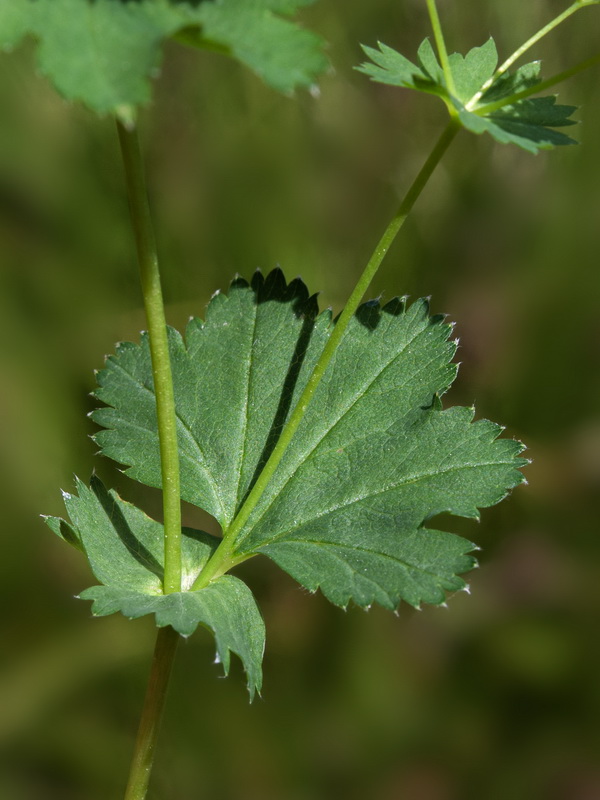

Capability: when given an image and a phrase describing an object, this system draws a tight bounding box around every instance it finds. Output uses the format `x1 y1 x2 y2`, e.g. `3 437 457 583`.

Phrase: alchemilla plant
2 0 596 797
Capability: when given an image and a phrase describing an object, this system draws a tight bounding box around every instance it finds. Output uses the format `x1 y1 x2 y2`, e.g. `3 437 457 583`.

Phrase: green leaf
357 37 579 152
355 40 444 99
93 270 328 527
45 476 265 696
479 61 542 104
0 2 31 50
356 42 429 89
416 38 445 85
357 37 497 102
460 96 578 154
1 0 327 120
81 577 265 698
93 269 526 611
177 0 328 94
448 38 497 103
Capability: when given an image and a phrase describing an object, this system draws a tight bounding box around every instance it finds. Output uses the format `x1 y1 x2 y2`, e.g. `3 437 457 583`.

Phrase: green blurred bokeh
1 2 599 798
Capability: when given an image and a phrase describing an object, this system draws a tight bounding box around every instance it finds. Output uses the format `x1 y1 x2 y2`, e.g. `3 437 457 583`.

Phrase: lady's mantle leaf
93 269 328 527
176 0 328 94
458 97 577 154
0 0 327 120
357 38 578 153
81 578 265 698
93 269 526 611
356 38 497 103
45 477 264 696
448 38 498 102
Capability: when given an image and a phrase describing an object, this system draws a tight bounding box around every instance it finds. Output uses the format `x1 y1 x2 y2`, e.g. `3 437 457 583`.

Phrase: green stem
123 627 179 800
467 1 591 109
426 0 456 98
192 119 460 591
473 51 600 115
117 121 182 595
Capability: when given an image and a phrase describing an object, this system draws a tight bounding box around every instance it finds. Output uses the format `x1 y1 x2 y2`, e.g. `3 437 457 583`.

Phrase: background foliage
1 1 599 798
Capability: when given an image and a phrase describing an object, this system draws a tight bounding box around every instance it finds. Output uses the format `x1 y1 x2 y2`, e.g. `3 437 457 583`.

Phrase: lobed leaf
0 0 327 120
479 61 542 104
93 269 328 527
45 477 265 696
81 577 265 698
93 269 526 611
448 38 497 103
177 0 328 94
356 40 444 99
357 37 579 153
460 97 578 153
356 42 428 89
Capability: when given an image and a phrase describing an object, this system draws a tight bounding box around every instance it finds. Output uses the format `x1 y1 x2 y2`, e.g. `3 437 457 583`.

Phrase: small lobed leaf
45 477 264 696
460 96 578 153
93 269 526 612
448 38 497 103
479 61 542 104
1 0 327 119
416 38 445 85
356 42 429 89
357 36 579 153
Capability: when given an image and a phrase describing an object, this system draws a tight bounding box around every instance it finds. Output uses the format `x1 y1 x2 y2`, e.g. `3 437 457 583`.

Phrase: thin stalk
473 51 600 115
467 0 591 109
192 119 460 591
123 627 179 800
426 0 457 98
117 121 182 595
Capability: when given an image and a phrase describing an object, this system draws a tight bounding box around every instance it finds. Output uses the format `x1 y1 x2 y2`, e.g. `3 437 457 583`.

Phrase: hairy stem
467 0 592 109
192 119 460 590
426 0 456 97
117 121 182 595
123 628 179 800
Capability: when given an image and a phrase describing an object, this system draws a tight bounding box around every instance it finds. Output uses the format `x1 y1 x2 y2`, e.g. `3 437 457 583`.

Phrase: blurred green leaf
0 0 327 121
176 0 328 94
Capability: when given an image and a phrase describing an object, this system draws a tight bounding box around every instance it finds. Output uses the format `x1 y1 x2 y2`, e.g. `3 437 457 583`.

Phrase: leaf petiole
467 0 595 109
117 121 183 596
425 0 457 99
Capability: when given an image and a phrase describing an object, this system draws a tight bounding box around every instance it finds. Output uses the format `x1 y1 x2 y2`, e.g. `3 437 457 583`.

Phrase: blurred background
0 1 599 798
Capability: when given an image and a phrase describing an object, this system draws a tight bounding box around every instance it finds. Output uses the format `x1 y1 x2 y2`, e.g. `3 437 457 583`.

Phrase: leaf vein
246 457 516 548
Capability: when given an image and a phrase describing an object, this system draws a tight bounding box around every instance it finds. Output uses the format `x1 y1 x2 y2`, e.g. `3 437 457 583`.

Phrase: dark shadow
233 266 316 317
57 519 82 550
91 476 164 581
354 299 382 330
354 295 413 330
181 526 221 553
